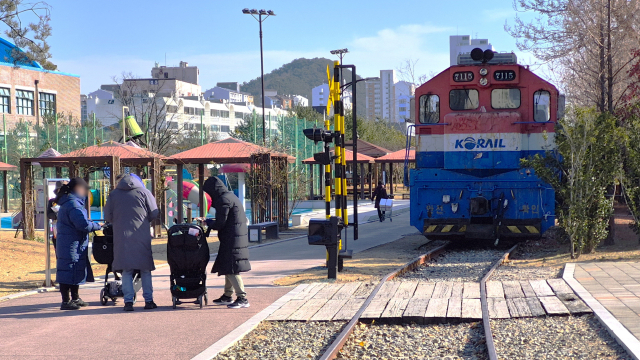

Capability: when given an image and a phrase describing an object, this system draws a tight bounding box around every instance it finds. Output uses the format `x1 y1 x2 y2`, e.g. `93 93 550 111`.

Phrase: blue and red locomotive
408 49 561 242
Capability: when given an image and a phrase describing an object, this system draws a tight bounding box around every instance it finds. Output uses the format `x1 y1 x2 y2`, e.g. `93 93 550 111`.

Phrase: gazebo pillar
368 163 373 199
389 163 394 196
198 163 206 218
177 163 184 224
20 160 35 239
83 169 91 219
359 163 365 200
238 171 246 210
308 163 314 200
151 158 163 237
2 170 8 213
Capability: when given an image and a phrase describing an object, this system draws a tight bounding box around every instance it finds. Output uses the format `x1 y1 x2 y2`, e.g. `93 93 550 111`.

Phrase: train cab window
449 89 479 110
419 94 440 123
533 90 551 122
491 89 521 109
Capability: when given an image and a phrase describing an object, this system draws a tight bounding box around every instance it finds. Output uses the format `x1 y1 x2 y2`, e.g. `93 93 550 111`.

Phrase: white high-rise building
312 84 329 107
364 70 414 122
449 35 494 66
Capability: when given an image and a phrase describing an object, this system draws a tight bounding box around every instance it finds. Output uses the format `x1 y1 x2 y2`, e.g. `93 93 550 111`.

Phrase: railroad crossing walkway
0 205 415 359
266 278 591 324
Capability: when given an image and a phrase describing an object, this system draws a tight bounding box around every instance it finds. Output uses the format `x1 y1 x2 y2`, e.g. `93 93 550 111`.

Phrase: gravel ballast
490 263 563 281
214 321 345 360
492 315 632 360
337 322 487 360
397 248 504 282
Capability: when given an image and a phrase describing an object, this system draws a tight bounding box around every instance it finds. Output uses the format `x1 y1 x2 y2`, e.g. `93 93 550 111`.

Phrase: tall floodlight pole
243 8 275 146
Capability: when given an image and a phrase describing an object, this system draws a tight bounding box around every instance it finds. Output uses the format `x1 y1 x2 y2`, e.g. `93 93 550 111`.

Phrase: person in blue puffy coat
55 178 102 310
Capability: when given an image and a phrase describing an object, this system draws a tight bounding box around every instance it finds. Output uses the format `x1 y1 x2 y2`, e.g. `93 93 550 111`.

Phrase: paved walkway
0 202 415 359
573 262 640 339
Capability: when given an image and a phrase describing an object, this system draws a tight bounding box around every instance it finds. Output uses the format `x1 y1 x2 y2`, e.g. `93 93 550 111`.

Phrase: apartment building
449 35 494 66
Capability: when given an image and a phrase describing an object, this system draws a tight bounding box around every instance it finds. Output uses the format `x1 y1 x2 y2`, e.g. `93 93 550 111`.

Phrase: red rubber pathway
0 207 415 359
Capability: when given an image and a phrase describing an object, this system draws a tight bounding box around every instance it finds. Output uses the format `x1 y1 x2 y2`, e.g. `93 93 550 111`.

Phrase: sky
22 0 544 94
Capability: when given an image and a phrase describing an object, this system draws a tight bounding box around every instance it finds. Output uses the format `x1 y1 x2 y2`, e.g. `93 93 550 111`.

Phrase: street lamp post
243 8 275 146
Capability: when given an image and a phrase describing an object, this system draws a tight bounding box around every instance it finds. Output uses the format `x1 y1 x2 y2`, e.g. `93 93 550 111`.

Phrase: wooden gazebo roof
346 139 390 158
375 149 415 163
166 137 295 164
302 149 374 164
0 161 16 171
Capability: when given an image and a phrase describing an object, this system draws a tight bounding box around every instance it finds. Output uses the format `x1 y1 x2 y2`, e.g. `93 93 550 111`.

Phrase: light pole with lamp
242 8 275 146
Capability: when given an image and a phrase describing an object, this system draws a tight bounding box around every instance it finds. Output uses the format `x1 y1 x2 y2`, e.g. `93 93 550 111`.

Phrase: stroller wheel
204 293 208 306
172 296 177 309
100 288 108 306
390 218 393 222
198 295 204 309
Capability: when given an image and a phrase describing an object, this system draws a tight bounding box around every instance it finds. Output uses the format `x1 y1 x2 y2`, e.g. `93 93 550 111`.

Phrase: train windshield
491 89 521 109
534 90 551 122
419 94 440 123
449 89 479 110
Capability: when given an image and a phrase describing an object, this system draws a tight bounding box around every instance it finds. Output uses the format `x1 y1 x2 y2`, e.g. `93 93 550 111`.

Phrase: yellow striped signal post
304 61 360 279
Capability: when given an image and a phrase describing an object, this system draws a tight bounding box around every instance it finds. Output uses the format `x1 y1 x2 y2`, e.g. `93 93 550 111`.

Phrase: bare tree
396 58 430 88
506 0 640 112
0 0 55 69
109 73 216 155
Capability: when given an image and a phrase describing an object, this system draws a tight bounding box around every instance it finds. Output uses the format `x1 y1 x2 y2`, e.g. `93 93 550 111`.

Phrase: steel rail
480 243 519 360
319 242 450 360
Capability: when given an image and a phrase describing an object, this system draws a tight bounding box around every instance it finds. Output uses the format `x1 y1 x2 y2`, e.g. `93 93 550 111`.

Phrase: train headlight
442 195 450 204
479 68 488 76
479 77 488 86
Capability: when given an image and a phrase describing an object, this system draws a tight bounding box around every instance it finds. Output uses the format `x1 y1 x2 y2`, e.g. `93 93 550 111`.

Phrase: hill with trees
240 57 365 115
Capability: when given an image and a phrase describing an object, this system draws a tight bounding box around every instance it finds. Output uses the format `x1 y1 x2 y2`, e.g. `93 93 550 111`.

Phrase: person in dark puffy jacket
105 174 159 312
372 182 388 222
55 178 102 310
203 176 251 309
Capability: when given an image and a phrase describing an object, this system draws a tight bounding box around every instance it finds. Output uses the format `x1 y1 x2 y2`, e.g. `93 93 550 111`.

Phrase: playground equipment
167 177 212 216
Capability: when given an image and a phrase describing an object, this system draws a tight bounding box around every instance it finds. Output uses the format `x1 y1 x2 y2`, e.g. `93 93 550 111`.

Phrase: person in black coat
372 182 388 222
203 176 251 309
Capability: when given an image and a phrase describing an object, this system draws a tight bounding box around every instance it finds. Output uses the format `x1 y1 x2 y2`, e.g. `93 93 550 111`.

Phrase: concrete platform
565 262 640 359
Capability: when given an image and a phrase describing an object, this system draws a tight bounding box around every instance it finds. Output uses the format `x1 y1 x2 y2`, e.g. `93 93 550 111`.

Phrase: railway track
318 241 519 360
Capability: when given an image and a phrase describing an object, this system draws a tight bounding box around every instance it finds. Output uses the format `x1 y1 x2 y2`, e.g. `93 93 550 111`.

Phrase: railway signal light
303 128 334 143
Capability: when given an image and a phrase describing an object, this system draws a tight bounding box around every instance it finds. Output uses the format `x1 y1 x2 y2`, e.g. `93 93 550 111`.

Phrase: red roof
0 161 16 171
61 141 165 160
346 139 390 158
375 149 415 162
168 138 294 164
302 149 374 164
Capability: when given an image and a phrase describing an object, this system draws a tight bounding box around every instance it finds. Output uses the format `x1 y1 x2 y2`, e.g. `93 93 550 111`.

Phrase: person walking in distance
105 174 159 311
372 182 388 222
203 177 251 309
55 178 101 310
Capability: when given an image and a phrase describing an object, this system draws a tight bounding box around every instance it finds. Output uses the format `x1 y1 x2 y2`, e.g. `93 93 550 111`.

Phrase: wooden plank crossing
333 298 366 321
519 280 538 298
547 279 574 295
530 280 555 297
266 279 593 323
463 282 480 299
502 281 525 298
557 293 592 315
538 296 570 316
486 281 505 298
403 298 429 324
461 298 482 320
507 298 532 318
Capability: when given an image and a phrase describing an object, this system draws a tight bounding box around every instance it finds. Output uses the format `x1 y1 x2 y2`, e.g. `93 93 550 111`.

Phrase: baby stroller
92 224 142 305
167 224 210 309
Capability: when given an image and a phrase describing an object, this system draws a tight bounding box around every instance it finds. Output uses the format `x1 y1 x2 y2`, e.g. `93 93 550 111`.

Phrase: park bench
248 221 279 243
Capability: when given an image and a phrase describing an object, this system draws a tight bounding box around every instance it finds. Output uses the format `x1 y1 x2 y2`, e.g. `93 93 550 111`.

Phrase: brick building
0 37 80 128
